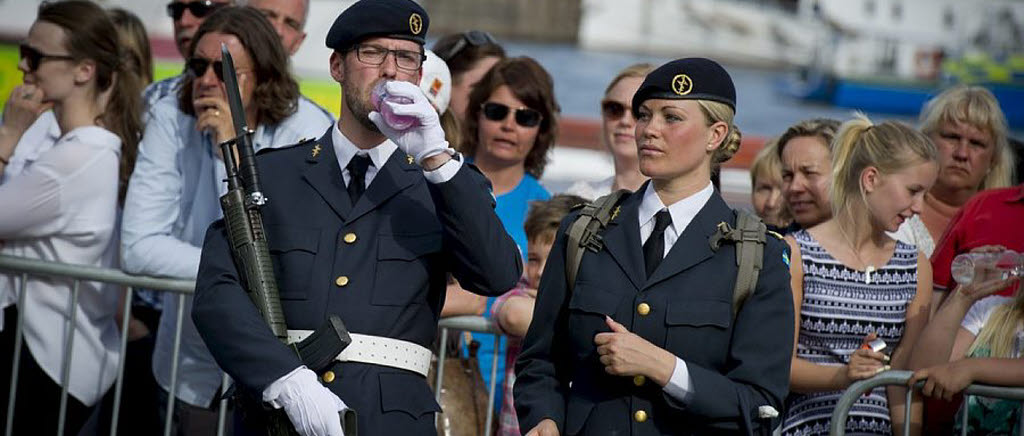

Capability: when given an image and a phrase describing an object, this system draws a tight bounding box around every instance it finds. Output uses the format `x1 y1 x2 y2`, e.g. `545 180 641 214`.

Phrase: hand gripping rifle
217 44 357 436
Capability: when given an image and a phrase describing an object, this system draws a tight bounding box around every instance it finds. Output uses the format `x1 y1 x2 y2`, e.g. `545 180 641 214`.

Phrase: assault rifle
217 43 357 436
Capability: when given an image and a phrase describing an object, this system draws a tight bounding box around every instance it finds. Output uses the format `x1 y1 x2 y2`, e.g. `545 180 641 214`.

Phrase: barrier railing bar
433 327 448 429
164 294 186 436
56 280 81 436
4 273 27 436
110 286 134 436
484 334 499 436
217 373 229 436
831 370 1024 435
0 255 195 294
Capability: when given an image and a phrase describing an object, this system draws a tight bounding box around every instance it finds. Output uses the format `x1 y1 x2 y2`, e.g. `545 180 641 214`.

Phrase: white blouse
0 125 122 406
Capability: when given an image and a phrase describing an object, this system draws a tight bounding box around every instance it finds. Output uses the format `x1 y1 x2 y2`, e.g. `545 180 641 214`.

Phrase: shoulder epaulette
767 230 784 241
255 137 317 156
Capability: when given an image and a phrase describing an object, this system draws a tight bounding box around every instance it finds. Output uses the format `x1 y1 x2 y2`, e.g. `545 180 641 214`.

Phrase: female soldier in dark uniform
514 58 794 436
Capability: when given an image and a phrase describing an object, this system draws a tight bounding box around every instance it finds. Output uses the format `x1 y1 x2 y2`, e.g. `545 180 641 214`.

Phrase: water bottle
371 81 418 131
951 249 1024 286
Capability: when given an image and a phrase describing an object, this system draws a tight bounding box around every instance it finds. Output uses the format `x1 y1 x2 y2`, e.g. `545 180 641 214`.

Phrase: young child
749 138 792 232
491 194 585 436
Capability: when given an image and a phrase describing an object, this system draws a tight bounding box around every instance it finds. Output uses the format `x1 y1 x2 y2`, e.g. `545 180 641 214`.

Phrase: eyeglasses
19 44 74 72
601 100 630 120
351 44 425 71
481 102 542 128
166 1 227 21
435 30 498 61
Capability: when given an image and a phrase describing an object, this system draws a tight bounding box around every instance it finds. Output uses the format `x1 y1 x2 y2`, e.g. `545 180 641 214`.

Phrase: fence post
110 286 135 436
56 280 81 436
4 274 28 436
164 294 187 436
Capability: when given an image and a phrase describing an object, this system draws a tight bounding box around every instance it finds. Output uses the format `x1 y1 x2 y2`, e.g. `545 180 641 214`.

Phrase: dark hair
461 56 560 178
178 6 299 125
108 8 152 84
38 1 144 204
432 32 506 83
524 194 587 246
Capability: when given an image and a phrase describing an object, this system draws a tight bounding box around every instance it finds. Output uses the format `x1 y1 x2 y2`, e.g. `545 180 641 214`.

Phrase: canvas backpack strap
565 190 630 291
709 211 767 318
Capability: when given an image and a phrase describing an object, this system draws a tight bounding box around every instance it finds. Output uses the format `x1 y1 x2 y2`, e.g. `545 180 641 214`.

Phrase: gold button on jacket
335 276 349 287
633 410 648 423
322 370 335 383
343 233 357 244
637 303 651 316
633 375 646 386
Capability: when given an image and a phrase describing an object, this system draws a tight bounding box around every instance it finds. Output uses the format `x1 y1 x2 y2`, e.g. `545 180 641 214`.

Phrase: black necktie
643 210 672 278
346 154 372 203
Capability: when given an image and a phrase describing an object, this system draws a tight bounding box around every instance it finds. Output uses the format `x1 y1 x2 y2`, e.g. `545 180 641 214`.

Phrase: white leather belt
286 330 433 377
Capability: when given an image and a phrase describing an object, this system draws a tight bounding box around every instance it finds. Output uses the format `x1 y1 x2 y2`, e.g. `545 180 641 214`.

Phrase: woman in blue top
445 56 559 416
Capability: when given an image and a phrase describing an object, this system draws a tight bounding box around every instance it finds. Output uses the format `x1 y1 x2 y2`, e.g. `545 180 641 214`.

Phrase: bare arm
497 295 536 337
887 251 933 436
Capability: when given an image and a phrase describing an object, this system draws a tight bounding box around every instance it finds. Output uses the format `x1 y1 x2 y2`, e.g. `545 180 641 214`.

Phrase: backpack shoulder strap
709 210 767 319
565 190 630 291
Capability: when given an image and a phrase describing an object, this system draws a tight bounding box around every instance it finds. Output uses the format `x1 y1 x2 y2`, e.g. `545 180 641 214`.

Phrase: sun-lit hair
919 85 1015 190
776 118 841 159
604 63 655 96
969 286 1024 359
750 137 782 186
524 194 588 247
696 100 742 170
829 114 938 218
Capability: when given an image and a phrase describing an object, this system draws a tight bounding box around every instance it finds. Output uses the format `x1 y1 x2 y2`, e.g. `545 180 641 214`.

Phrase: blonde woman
892 85 1015 258
782 116 939 436
516 58 794 435
749 138 792 231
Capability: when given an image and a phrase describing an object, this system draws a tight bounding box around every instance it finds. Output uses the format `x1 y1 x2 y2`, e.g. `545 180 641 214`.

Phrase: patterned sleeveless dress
781 229 919 436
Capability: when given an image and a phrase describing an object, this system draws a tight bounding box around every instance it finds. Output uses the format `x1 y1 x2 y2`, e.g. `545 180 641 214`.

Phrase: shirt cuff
422 150 462 184
662 357 693 404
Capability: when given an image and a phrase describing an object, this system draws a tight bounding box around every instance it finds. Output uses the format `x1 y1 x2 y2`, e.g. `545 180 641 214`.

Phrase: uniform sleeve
514 216 575 433
931 203 971 291
191 220 303 392
426 163 522 296
120 105 203 278
665 236 794 433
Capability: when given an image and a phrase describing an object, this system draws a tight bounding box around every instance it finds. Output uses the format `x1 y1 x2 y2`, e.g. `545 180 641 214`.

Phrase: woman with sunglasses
0 2 144 434
119 7 332 434
433 30 506 125
443 55 559 418
515 57 794 436
568 63 654 200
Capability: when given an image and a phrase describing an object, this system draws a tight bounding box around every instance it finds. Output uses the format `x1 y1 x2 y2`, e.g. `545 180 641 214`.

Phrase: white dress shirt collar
638 180 715 239
332 122 397 174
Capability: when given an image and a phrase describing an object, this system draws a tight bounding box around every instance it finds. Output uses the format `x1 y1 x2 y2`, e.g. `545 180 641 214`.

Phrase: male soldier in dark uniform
191 0 523 434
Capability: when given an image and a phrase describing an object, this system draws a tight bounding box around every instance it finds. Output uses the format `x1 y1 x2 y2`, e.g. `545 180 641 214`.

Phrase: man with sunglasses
120 6 334 436
190 0 522 435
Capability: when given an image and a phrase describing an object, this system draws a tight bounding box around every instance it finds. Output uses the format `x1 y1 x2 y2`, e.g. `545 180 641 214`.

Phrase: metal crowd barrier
830 369 1024 436
0 255 506 436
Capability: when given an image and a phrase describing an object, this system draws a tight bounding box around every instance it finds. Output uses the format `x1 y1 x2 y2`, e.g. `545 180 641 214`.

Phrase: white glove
368 80 451 165
263 366 347 436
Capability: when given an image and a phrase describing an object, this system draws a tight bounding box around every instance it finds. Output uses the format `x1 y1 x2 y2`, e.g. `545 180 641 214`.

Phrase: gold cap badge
671 74 693 96
409 13 423 35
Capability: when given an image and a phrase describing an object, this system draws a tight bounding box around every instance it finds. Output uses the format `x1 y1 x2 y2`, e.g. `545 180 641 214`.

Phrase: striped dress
781 229 919 436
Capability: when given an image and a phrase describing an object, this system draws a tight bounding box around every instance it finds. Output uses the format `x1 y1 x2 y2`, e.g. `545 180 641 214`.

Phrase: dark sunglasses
187 57 225 81
481 102 542 128
601 100 629 120
19 43 74 72
166 1 227 21
436 30 498 61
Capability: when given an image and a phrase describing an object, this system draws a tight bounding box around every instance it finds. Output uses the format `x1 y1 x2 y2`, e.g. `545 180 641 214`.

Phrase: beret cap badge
409 13 423 35
672 74 693 96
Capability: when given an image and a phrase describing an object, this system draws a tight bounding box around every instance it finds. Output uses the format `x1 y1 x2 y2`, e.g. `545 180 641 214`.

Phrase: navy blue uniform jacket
515 187 794 435
192 129 522 434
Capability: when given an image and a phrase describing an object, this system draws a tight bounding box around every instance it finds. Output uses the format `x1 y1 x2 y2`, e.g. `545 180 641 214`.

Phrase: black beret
631 57 736 117
326 0 429 52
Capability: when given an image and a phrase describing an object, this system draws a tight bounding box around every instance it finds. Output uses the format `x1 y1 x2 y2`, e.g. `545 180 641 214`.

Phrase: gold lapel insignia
311 144 322 158
406 154 415 165
610 206 621 221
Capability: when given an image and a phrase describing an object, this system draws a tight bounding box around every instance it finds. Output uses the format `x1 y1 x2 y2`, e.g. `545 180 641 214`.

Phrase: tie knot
347 154 372 178
652 210 672 233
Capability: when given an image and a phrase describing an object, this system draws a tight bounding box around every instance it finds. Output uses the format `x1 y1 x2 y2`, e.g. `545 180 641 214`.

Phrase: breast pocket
267 226 321 300
665 299 732 365
371 232 443 306
567 281 624 357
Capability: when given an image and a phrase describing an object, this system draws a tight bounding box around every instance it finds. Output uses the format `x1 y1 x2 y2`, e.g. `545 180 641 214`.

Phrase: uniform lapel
301 131 353 220
597 192 646 291
644 191 732 289
345 150 420 224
